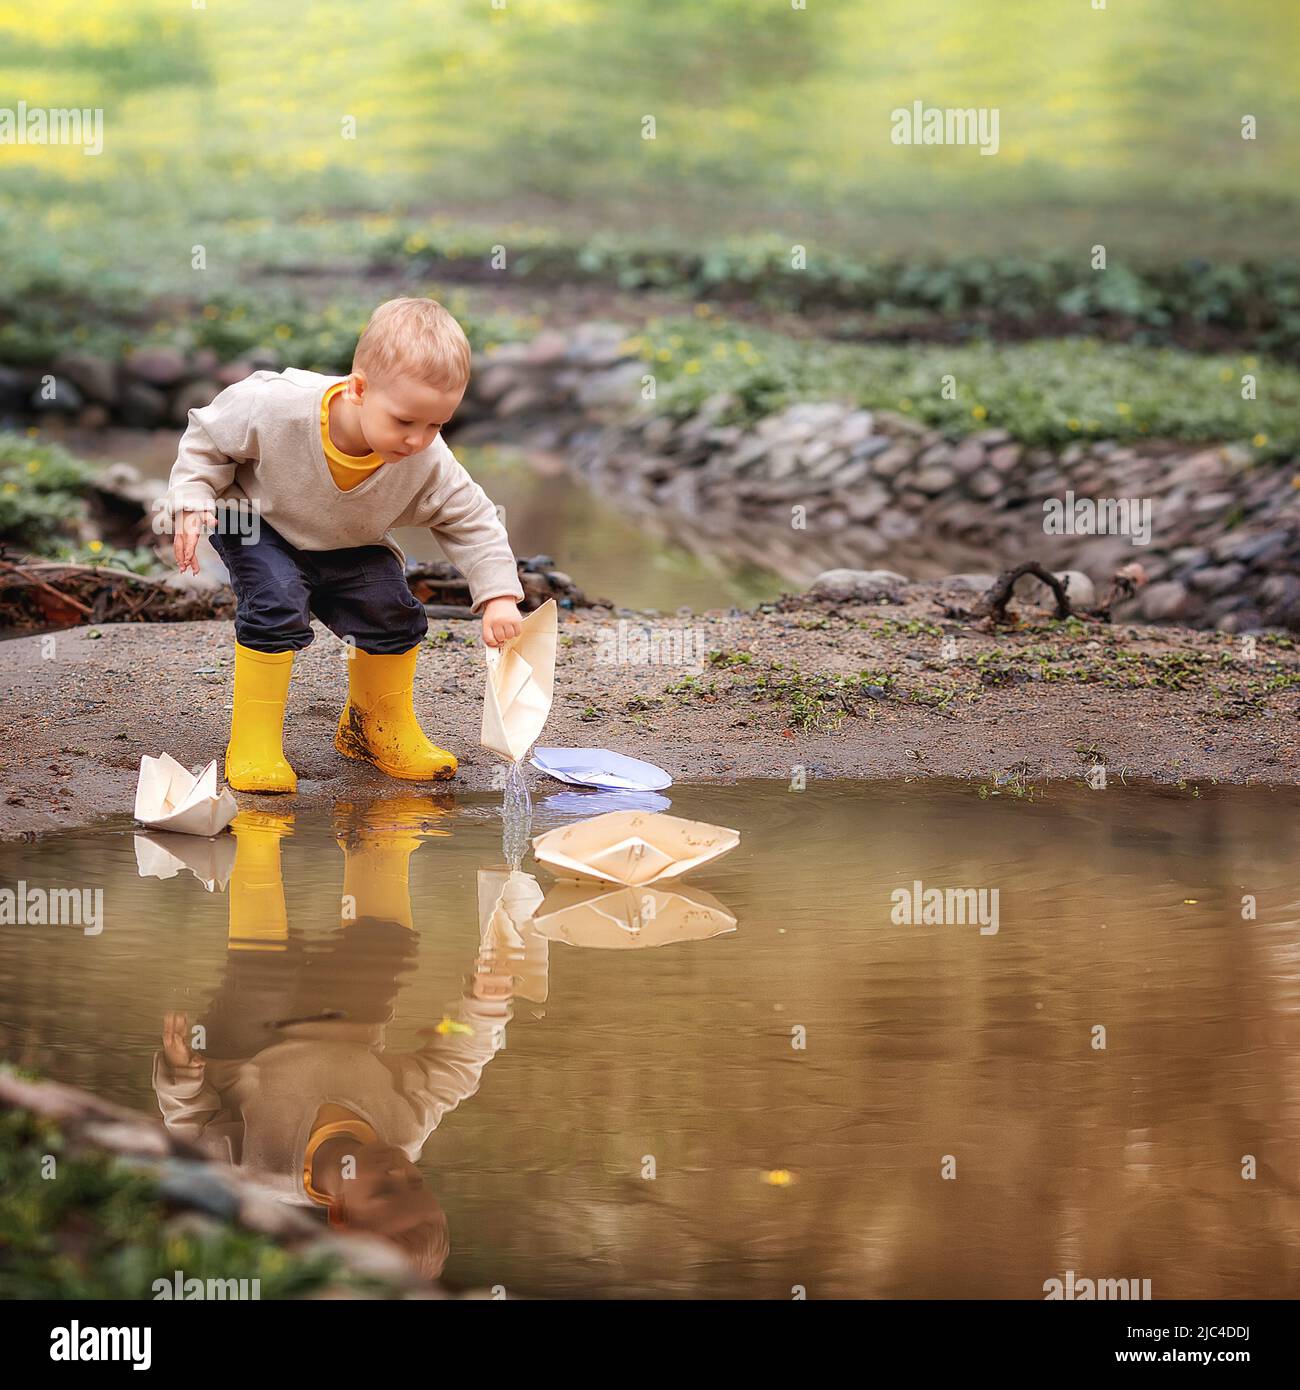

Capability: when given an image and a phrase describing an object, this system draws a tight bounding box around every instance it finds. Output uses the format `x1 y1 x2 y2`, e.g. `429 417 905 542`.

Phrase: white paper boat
134 753 238 837
530 746 673 792
134 832 237 891
531 810 740 887
534 882 737 950
481 599 557 763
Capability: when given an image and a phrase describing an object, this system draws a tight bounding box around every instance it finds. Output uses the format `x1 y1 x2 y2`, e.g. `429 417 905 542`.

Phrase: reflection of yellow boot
334 646 456 781
336 797 436 930
228 810 294 950
226 644 297 793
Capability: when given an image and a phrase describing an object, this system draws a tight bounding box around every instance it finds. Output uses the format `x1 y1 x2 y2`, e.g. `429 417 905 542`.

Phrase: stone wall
7 323 1298 631
459 326 1300 633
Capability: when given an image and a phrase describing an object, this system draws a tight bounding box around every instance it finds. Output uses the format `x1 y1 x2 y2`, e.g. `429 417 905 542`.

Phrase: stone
170 380 219 426
125 346 188 387
832 410 875 448
870 445 916 480
942 573 998 593
966 467 1002 499
807 568 908 600
30 377 83 413
574 361 644 410
876 509 919 541
53 351 117 404
910 464 956 495
1227 529 1290 566
950 439 986 475
1139 580 1191 622
845 482 890 522
1188 563 1246 596
119 380 168 427
1025 570 1096 609
215 359 256 387
495 384 550 417
245 347 282 372
849 435 892 462
524 329 570 366
0 364 28 410
988 444 1022 474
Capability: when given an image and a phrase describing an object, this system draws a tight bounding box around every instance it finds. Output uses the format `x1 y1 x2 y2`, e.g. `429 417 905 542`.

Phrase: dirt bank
1 581 1296 840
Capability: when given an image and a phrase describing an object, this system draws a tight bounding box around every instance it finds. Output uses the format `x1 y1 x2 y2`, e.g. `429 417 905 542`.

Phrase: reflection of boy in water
153 801 514 1279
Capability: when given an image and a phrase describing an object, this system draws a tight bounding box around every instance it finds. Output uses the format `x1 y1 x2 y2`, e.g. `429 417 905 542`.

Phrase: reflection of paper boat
531 747 672 792
477 869 548 1002
481 599 557 763
538 788 673 821
134 832 238 891
531 810 739 886
134 753 238 836
535 882 737 949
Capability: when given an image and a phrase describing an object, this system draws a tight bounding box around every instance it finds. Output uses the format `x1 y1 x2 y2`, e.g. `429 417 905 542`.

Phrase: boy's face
352 372 466 463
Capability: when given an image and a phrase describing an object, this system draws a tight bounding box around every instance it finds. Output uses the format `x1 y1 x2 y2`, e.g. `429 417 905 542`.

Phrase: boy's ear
346 371 366 403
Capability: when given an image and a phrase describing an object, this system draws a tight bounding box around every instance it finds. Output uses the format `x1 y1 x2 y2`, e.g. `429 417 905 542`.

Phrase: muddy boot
226 644 298 793
334 646 457 781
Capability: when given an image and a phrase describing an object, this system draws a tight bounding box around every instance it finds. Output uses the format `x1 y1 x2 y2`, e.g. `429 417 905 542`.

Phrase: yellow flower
1066 418 1080 431
656 347 673 362
684 359 701 374
1252 433 1268 447
1115 402 1131 416
1218 367 1233 382
736 340 753 354
694 303 712 317
3 482 18 495
898 397 913 412
273 325 292 340
1243 356 1258 370
202 305 219 320
88 540 103 552
971 404 987 421
25 460 40 474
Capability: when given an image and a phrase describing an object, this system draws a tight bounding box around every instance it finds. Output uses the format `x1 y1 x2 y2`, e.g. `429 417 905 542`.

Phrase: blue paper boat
530 746 673 792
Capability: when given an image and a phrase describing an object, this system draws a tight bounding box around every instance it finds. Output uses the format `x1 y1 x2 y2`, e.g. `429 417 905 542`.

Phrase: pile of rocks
6 320 1297 632
458 329 1300 633
1 346 284 430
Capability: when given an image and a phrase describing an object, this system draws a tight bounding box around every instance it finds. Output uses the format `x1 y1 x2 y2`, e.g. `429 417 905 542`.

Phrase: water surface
1 778 1297 1299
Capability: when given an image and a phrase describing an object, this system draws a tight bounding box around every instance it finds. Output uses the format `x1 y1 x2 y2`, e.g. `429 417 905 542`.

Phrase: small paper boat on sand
134 753 238 837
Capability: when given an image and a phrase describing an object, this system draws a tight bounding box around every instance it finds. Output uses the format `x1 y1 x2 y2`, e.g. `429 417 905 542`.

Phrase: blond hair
352 297 471 391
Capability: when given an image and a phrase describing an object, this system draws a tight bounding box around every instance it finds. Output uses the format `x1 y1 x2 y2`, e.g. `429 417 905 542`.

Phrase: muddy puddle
1 778 1298 1297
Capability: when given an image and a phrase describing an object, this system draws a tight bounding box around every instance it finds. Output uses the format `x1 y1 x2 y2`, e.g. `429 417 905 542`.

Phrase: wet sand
1 582 1296 840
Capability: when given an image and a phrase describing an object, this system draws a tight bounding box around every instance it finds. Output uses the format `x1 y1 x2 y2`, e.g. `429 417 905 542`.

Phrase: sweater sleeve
402 438 524 613
163 374 266 522
391 995 512 1137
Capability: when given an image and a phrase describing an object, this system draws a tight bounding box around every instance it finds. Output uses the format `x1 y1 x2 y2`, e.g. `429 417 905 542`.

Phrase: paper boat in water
535 881 737 950
531 810 739 887
481 599 557 763
134 753 238 837
134 831 237 891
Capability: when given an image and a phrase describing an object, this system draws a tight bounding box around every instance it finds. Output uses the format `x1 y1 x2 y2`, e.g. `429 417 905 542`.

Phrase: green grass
633 318 1300 458
0 1103 369 1299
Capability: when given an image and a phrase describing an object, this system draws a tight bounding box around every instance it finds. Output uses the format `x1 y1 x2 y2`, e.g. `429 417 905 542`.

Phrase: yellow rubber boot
226 643 298 793
334 646 457 781
228 810 293 951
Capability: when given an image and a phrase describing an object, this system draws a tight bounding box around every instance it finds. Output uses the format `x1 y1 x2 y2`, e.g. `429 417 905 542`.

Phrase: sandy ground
1 582 1296 841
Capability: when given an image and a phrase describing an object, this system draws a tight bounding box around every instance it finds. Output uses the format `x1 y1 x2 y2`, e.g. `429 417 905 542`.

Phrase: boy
166 296 524 792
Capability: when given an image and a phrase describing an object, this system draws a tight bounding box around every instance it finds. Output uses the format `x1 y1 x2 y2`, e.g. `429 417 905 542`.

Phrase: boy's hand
162 1010 196 1069
481 596 523 648
172 508 216 575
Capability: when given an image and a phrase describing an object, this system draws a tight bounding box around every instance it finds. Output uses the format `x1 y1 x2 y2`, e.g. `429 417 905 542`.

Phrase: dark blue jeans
211 520 428 655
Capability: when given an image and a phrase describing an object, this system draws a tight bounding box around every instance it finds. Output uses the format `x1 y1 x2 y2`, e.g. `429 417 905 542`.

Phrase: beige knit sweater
165 368 524 612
